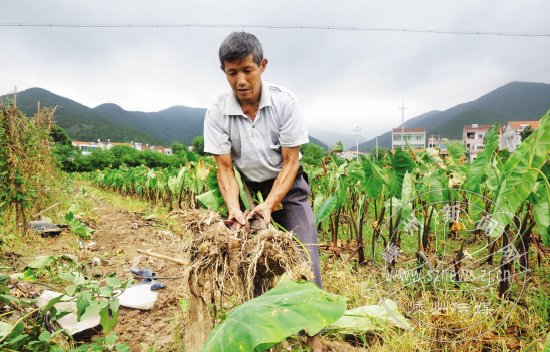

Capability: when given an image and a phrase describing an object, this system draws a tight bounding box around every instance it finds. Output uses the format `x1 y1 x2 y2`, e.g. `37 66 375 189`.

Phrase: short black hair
219 32 263 69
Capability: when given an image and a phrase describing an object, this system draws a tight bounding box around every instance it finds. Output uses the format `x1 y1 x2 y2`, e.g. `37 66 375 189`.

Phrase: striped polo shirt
204 81 309 182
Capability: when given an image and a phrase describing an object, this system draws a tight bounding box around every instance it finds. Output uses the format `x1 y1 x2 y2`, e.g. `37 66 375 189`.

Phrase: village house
500 120 540 152
72 139 172 156
462 124 491 162
392 128 426 151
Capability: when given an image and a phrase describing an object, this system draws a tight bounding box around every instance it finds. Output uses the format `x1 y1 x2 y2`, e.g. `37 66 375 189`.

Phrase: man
203 32 323 351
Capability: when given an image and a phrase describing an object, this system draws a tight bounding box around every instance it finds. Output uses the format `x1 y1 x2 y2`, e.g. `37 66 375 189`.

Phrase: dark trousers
245 169 323 288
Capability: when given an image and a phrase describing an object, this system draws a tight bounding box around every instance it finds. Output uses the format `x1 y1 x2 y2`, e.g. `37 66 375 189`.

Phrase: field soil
29 193 185 350
20 191 366 351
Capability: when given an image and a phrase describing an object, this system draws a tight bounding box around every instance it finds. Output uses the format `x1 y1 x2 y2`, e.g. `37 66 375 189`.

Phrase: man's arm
247 146 300 223
214 153 246 226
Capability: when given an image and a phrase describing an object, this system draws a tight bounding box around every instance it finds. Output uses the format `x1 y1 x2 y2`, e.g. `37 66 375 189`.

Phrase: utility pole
353 126 361 161
399 103 408 148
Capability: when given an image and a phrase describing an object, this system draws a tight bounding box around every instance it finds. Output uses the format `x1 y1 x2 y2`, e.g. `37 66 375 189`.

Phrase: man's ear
259 58 268 72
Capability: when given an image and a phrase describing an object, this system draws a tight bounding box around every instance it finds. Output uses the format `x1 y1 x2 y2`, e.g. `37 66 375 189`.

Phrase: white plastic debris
36 290 100 335
117 284 158 310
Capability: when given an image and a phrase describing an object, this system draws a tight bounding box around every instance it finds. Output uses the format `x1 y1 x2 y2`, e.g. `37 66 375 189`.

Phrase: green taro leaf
202 280 346 352
533 188 550 246
491 111 550 237
328 299 411 334
197 190 224 212
314 195 337 225
464 124 500 193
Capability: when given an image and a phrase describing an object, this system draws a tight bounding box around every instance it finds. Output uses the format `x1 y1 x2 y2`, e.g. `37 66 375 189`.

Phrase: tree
170 143 188 154
50 125 72 146
300 143 326 166
87 149 116 170
519 125 534 141
192 136 205 155
331 141 344 153
52 144 80 172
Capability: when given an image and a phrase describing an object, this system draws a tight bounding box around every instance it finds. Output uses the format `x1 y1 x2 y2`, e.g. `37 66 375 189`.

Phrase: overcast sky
2 1 550 140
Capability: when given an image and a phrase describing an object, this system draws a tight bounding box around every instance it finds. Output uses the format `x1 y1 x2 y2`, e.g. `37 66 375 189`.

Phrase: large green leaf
328 299 411 334
391 148 416 195
202 280 346 352
197 190 223 212
533 185 550 246
446 142 466 164
464 124 500 194
491 111 550 237
418 171 443 204
400 171 414 204
362 160 384 199
314 195 337 225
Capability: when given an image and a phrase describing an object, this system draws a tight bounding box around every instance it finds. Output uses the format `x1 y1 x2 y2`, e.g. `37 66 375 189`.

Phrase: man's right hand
228 208 246 229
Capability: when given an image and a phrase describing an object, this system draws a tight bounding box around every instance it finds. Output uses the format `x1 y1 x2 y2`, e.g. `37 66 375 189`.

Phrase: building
463 124 491 162
428 135 449 157
392 128 426 150
338 150 364 160
72 139 172 156
141 144 173 155
427 135 463 158
500 120 540 152
71 140 104 156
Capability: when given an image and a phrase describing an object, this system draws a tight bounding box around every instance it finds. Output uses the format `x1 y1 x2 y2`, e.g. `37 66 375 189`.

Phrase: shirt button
252 125 255 128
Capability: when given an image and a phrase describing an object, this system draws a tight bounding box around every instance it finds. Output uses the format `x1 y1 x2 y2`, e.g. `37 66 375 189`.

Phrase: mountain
3 88 159 144
308 135 328 150
93 103 205 146
358 81 550 151
3 88 327 148
309 127 366 150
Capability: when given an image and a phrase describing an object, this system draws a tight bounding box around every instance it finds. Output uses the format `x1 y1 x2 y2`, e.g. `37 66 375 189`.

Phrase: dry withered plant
0 94 58 228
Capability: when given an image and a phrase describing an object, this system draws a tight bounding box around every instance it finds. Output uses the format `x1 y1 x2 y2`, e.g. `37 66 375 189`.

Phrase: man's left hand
246 202 272 225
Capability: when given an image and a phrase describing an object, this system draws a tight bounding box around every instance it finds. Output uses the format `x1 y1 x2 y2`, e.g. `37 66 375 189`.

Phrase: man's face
223 54 267 105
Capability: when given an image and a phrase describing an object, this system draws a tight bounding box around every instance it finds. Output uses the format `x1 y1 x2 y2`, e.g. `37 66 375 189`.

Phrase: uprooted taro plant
175 208 314 350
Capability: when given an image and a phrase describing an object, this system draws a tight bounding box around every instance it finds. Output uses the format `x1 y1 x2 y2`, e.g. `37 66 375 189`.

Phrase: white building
392 128 426 150
500 120 540 152
338 150 364 160
463 124 491 162
72 139 172 156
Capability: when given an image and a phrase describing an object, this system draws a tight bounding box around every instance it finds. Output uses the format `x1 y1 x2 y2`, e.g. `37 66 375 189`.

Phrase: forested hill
3 87 328 148
358 81 550 151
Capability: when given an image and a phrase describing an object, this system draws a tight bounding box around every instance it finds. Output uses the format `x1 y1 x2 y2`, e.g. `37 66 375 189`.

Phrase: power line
0 23 549 37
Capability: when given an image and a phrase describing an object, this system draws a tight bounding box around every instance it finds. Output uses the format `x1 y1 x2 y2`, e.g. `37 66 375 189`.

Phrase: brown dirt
22 192 369 351
32 194 186 351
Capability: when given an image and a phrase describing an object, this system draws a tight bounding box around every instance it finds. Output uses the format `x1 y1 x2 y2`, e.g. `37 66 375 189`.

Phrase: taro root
173 209 312 350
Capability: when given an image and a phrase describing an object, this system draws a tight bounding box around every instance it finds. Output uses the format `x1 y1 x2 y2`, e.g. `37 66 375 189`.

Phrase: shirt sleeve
203 107 232 155
279 98 309 147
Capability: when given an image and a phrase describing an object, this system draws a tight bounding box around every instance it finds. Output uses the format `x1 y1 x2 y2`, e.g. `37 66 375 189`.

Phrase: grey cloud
2 0 550 139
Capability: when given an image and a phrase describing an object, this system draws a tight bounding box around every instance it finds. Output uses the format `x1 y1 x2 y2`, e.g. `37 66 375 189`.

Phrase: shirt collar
224 80 272 116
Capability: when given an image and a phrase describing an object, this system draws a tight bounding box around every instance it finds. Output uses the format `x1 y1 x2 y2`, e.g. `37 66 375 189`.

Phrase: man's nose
236 72 247 86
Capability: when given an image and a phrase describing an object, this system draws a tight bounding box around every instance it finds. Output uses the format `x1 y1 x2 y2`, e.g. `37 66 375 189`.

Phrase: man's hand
246 202 272 225
228 207 246 229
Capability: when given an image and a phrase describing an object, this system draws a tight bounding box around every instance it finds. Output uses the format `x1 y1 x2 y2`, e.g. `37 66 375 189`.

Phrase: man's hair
219 32 263 69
